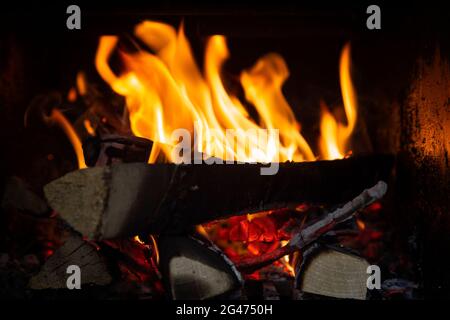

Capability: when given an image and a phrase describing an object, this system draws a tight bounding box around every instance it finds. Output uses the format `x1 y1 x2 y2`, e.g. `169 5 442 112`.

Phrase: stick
235 181 387 272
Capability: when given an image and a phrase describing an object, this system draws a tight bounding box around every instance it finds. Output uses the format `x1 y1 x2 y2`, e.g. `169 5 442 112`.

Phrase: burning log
44 155 392 239
158 235 242 300
235 181 387 272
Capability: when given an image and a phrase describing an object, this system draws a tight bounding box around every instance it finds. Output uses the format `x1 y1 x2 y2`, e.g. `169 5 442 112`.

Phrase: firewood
158 235 242 300
29 234 112 289
235 181 387 272
297 248 370 300
44 155 392 239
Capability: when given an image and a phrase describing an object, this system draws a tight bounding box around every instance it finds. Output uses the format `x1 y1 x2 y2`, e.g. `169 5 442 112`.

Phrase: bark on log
44 155 393 239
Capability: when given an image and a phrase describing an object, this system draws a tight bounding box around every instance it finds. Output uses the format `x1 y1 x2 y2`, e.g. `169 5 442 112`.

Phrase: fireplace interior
0 1 449 300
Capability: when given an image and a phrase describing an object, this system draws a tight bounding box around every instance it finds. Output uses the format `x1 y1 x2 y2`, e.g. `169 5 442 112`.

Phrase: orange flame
95 21 319 163
51 22 359 174
319 43 357 159
47 109 87 169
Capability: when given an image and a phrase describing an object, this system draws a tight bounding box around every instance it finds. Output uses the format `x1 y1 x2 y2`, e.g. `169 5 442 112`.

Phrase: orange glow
356 219 366 230
83 119 96 136
67 87 77 102
319 43 358 160
47 109 87 169
76 71 87 96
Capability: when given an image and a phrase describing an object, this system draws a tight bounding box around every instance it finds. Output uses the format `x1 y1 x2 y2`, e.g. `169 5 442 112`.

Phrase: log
29 234 112 289
158 235 242 300
297 247 370 300
44 154 393 239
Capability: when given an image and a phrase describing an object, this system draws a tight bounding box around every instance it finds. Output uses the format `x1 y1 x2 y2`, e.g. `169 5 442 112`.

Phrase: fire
319 43 357 159
45 109 87 169
46 20 361 277
95 21 357 163
50 20 358 169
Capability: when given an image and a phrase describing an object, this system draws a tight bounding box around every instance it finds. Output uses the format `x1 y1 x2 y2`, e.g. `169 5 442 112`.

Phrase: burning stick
235 181 388 272
43 155 392 239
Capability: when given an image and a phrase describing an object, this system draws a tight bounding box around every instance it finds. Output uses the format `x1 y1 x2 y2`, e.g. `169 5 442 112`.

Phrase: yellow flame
47 109 87 169
319 43 358 159
280 240 295 276
95 21 319 163
133 235 145 245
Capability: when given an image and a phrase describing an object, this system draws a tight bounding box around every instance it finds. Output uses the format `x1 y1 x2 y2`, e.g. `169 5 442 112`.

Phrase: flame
76 71 88 96
83 119 96 136
95 21 319 163
47 22 359 176
149 235 160 265
280 240 295 276
133 235 145 245
46 109 87 169
319 43 357 159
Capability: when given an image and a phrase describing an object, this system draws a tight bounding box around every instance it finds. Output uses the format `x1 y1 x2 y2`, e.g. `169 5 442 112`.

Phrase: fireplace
1 1 449 301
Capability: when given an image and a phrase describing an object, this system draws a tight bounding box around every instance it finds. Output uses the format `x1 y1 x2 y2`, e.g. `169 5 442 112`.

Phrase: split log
158 235 242 300
29 234 112 289
297 247 370 300
44 155 393 239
